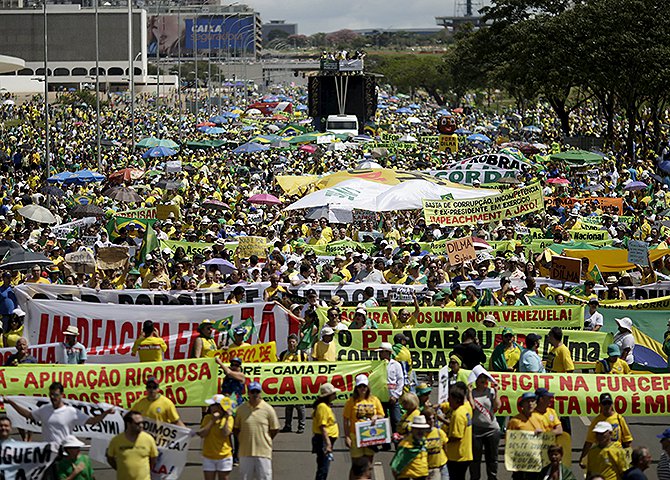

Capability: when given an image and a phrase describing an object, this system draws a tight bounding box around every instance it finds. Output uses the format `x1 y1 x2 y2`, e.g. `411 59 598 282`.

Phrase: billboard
147 14 256 57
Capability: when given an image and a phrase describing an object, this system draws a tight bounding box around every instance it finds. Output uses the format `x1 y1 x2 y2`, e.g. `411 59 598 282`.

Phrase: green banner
236 361 389 405
0 358 217 408
304 240 375 256
320 305 583 330
544 286 670 310
161 239 237 255
333 327 611 371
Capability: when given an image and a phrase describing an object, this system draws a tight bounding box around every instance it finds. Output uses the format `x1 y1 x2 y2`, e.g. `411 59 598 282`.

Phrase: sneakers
233 457 239 467
296 427 305 434
280 426 292 433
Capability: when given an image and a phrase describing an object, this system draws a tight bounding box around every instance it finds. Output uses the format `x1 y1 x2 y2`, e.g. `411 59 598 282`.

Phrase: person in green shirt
57 435 94 480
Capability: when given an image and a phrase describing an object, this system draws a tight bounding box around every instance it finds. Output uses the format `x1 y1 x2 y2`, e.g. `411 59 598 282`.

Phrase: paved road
16 389 667 480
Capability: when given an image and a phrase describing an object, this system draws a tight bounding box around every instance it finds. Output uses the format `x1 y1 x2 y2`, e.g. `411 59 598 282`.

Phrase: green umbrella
549 150 604 167
136 137 179 149
286 132 323 144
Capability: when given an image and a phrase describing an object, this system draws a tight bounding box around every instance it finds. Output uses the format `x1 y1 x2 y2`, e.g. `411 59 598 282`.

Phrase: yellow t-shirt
197 337 218 358
505 345 522 370
546 344 574 372
585 412 633 446
343 396 384 444
446 402 473 462
131 336 167 363
508 412 545 432
132 395 180 424
312 403 339 438
595 358 631 375
396 436 429 478
397 408 420 436
201 414 233 459
425 427 448 468
234 400 280 459
391 312 418 330
3 324 23 348
538 407 561 432
586 443 628 480
106 431 158 480
313 341 337 361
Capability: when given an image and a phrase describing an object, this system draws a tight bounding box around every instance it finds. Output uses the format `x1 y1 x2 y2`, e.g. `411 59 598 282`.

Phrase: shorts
202 456 233 472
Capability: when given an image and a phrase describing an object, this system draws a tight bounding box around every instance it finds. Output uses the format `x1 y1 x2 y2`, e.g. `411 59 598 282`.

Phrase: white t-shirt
32 404 89 444
613 331 635 365
584 310 604 331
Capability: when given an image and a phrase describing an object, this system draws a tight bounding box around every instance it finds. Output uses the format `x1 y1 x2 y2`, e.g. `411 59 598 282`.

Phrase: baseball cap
145 376 159 387
535 388 554 398
248 381 262 392
520 392 536 402
355 374 369 387
592 421 613 434
205 394 225 405
607 344 621 357
656 428 670 440
394 333 408 343
378 342 393 352
599 393 613 404
321 326 335 336
502 327 514 336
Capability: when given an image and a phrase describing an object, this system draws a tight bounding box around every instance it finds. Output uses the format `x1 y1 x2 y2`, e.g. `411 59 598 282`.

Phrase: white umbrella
327 142 348 151
357 160 383 169
284 179 391 211
305 206 354 223
2 99 15 105
406 116 421 124
372 180 496 212
399 134 417 142
18 204 57 224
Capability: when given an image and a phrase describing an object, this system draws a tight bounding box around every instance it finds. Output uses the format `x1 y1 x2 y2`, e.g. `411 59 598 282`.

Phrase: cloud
247 0 466 35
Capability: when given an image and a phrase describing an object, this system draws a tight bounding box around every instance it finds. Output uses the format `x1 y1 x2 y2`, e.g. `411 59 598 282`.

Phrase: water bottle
326 452 335 463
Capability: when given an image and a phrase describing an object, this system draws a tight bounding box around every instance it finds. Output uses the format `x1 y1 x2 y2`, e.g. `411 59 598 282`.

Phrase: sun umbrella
68 170 105 185
105 186 143 203
248 193 282 205
406 117 421 124
202 126 227 135
46 172 75 184
546 177 570 185
202 198 230 210
232 142 269 154
396 107 412 114
454 128 472 135
109 168 145 183
196 121 216 128
522 125 542 133
143 146 177 158
136 137 179 149
583 184 604 192
466 133 492 143
549 150 604 166
41 185 65 197
18 204 57 224
0 250 53 270
202 258 237 275
70 204 106 218
624 181 648 191
155 179 182 191
0 241 22 258
299 145 317 153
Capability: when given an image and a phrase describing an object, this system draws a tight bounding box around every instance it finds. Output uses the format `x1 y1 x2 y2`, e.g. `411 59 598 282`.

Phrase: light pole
43 0 50 182
94 0 101 171
236 23 255 107
176 3 182 142
127 0 136 151
192 12 198 119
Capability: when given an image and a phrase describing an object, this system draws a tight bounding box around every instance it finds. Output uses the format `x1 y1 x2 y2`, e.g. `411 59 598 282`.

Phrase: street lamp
43 0 50 184
94 0 101 171
127 0 136 151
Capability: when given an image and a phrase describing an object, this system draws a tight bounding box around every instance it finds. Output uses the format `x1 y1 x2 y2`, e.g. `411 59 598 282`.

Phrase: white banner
0 439 56 480
6 397 190 480
0 342 62 365
429 153 533 186
23 300 294 364
49 217 97 239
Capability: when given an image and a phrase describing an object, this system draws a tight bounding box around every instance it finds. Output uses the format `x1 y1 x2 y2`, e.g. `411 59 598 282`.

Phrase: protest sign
438 134 458 153
332 327 610 371
389 286 414 303
545 286 670 310
0 343 61 366
23 299 294 364
437 365 452 404
550 256 581 283
216 342 277 364
304 240 375 256
0 440 56 480
545 196 624 215
355 418 392 448
445 236 476 265
96 246 129 270
237 236 268 259
628 240 649 266
237 361 389 405
117 204 180 221
423 182 544 226
324 304 584 330
50 217 98 239
64 249 96 274
504 431 554 472
0 359 216 407
162 239 238 255
569 229 610 241
493 371 670 416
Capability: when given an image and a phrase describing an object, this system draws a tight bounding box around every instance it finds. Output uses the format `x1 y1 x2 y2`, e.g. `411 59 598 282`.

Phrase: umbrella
233 142 269 154
472 237 492 250
358 161 383 169
17 204 57 224
657 161 670 174
47 172 75 184
202 198 230 210
550 150 604 166
454 128 472 134
64 170 105 185
109 168 145 183
522 125 542 133
546 177 570 185
406 116 421 124
396 107 412 114
155 180 182 191
327 142 348 151
202 258 237 275
143 146 177 158
196 121 216 127
41 185 65 197
466 133 492 143
583 184 604 193
136 137 179 149
202 126 227 135
105 186 143 203
624 181 648 191
299 145 317 153
0 241 22 258
0 250 53 270
399 134 417 143
70 204 106 218
248 193 282 206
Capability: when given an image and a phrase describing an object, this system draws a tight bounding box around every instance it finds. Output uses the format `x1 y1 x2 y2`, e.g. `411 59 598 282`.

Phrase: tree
371 54 453 104
325 29 362 49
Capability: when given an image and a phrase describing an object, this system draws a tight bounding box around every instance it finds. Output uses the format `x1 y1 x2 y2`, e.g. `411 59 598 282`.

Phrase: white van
325 114 359 136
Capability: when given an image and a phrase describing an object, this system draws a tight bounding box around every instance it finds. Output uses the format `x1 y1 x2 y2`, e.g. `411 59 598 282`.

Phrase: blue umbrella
143 146 178 158
203 126 226 134
296 104 308 111
623 181 648 191
658 161 670 174
64 170 105 185
233 142 269 154
203 258 237 275
408 103 421 109
454 128 472 134
47 171 75 184
466 133 492 143
222 111 239 118
396 107 412 114
522 125 542 133
436 109 451 116
377 104 388 110
209 115 226 124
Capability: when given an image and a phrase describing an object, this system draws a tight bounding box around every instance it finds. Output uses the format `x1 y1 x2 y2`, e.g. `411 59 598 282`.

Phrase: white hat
482 314 497 327
355 374 369 387
205 394 225 405
468 365 498 385
409 415 431 430
62 435 89 449
12 307 25 317
355 307 367 316
63 325 79 337
615 317 633 331
592 421 613 434
318 382 341 397
378 342 393 352
321 326 335 336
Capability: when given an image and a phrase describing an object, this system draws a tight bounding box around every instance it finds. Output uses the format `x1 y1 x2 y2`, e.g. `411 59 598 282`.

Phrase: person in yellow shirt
580 393 633 466
396 393 421 437
446 386 473 478
422 406 448 480
131 320 167 362
3 309 25 348
595 344 631 374
26 265 50 284
197 394 234 480
388 292 421 329
106 410 159 480
313 327 337 361
507 392 545 432
391 415 430 480
131 376 185 427
343 374 385 479
586 422 628 480
534 388 563 435
546 327 574 373
263 274 287 302
191 320 218 358
311 382 341 480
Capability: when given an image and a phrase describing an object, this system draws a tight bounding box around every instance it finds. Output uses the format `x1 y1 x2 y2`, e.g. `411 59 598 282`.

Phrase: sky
247 0 485 35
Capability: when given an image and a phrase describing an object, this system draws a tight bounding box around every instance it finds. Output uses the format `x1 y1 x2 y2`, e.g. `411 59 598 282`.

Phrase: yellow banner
423 182 544 226
215 342 277 364
563 248 670 273
237 236 268 259
545 286 670 310
438 134 458 153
